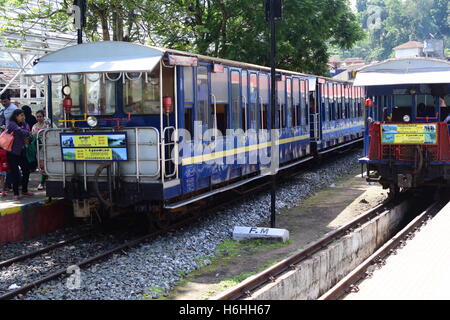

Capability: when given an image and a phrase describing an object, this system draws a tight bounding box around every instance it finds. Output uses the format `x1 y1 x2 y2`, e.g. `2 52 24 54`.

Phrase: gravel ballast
14 149 363 300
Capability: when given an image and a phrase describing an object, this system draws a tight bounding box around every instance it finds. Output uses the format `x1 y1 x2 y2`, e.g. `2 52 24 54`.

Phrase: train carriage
26 41 364 220
356 58 450 195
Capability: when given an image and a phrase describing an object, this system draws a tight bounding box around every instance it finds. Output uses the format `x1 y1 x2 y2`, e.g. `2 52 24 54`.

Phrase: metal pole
269 0 277 228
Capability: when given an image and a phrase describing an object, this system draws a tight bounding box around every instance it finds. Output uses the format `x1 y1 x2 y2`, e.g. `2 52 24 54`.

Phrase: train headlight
403 115 410 122
87 116 98 127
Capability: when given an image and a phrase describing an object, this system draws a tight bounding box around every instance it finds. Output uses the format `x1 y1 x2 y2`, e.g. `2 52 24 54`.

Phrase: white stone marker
232 226 290 242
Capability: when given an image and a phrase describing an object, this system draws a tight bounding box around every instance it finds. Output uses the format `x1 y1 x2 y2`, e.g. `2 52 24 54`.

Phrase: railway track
0 145 362 300
215 188 438 300
319 197 447 300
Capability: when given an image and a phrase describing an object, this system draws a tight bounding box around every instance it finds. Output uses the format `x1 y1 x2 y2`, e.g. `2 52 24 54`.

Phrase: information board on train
381 123 437 145
60 132 128 161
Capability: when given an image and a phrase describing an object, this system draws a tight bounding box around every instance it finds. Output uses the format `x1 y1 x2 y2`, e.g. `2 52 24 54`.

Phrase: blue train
27 41 364 220
356 58 450 196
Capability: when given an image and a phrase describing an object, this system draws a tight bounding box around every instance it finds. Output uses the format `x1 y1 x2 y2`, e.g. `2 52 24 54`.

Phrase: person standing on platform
0 148 8 197
1 92 19 191
22 105 37 130
32 110 49 190
6 109 33 200
0 92 18 127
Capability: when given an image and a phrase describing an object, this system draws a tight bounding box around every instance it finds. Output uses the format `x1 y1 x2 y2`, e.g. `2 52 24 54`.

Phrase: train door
161 62 178 180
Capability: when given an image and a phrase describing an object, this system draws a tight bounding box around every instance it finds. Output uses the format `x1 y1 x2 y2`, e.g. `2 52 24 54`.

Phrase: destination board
381 124 437 145
60 132 128 161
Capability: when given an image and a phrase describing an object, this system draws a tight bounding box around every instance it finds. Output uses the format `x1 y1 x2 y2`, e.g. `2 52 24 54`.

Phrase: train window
259 74 269 130
330 83 338 120
293 78 300 126
350 87 354 118
183 67 194 103
86 74 116 115
344 86 349 119
249 73 258 130
196 66 210 129
230 70 241 130
445 95 450 107
184 107 193 138
211 68 228 103
322 83 328 122
416 94 436 117
330 84 334 120
124 67 160 115
277 78 285 128
68 74 84 116
394 95 412 107
211 67 228 135
242 70 248 130
336 84 341 119
300 80 308 125
51 80 64 127
286 78 293 128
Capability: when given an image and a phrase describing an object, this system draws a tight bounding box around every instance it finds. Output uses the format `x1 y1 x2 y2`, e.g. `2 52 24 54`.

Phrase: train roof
354 57 450 87
26 41 350 84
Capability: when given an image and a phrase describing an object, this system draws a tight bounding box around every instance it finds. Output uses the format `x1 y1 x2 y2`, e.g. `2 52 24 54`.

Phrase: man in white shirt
0 92 18 127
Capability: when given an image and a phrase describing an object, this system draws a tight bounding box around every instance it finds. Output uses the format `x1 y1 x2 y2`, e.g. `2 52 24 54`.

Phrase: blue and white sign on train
356 57 450 196
26 41 364 219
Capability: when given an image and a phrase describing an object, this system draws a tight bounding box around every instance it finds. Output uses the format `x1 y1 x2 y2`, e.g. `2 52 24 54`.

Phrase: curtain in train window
286 78 293 128
330 84 335 120
292 78 300 126
328 83 333 120
230 71 241 130
211 67 229 135
242 70 248 130
277 78 286 128
344 85 349 119
197 66 210 129
319 83 324 121
322 83 331 121
249 73 258 130
259 74 269 130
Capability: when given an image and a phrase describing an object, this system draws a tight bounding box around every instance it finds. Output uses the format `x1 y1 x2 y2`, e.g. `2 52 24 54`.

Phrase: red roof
394 41 424 50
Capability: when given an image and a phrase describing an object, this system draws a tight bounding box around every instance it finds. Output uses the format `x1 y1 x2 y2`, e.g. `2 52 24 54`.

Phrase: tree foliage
0 0 364 75
336 0 450 61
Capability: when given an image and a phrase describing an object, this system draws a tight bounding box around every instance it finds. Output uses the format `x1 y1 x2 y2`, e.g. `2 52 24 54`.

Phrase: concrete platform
0 173 73 245
345 201 450 300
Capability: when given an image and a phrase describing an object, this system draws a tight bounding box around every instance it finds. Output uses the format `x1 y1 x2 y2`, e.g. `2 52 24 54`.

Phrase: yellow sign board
60 132 128 161
73 135 108 147
381 123 437 145
74 148 113 161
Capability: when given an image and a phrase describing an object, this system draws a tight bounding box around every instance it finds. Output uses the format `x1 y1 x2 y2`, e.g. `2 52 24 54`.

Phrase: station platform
345 200 450 300
0 173 73 245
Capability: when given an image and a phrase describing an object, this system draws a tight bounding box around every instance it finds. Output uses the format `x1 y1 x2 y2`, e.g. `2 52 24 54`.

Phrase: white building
393 41 424 59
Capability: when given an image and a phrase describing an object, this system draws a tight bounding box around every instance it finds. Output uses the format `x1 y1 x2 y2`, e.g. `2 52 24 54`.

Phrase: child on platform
0 148 9 196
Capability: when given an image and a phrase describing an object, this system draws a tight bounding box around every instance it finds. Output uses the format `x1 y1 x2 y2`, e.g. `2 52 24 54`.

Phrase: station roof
353 58 450 86
26 41 164 75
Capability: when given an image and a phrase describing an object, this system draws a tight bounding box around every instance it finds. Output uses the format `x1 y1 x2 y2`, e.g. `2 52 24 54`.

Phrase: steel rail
0 232 93 269
215 193 408 300
319 198 446 300
0 144 362 300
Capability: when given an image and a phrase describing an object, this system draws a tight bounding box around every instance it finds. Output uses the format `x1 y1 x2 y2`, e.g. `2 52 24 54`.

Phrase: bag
0 149 8 171
0 130 14 152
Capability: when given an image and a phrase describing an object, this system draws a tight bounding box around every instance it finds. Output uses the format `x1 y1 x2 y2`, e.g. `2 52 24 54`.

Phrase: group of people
0 92 50 201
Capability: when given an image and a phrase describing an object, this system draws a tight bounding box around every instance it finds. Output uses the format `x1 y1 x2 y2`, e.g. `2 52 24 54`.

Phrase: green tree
336 0 450 61
147 0 364 75
1 0 364 75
